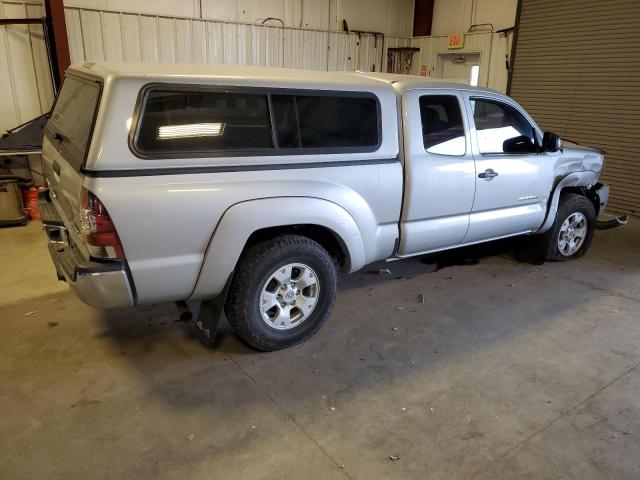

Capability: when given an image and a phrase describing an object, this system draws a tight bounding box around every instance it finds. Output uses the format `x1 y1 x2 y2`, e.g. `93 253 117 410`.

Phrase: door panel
398 89 476 256
462 92 555 243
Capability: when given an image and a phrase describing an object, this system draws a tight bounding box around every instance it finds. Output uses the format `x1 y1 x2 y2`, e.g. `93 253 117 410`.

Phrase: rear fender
190 197 366 300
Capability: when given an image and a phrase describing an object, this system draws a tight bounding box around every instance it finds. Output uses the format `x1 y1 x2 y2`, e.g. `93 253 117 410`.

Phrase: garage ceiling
509 0 640 215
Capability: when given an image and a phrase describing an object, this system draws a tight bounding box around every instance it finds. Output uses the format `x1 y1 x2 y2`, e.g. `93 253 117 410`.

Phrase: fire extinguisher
22 186 42 220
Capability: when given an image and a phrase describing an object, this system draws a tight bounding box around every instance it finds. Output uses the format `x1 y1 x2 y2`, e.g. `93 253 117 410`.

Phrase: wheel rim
558 212 588 256
259 263 320 330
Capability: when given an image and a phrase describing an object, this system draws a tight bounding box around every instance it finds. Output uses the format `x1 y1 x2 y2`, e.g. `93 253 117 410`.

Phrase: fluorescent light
470 65 480 86
157 123 225 140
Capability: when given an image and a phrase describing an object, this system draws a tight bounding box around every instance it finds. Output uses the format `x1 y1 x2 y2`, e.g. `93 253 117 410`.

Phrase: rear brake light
80 188 125 260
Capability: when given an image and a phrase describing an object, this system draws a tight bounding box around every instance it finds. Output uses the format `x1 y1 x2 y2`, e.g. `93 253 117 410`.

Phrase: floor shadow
95 235 549 372
211 237 536 356
339 236 535 292
90 225 640 413
99 236 540 356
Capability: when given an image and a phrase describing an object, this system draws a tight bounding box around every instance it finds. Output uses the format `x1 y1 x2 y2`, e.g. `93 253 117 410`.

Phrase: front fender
189 197 366 300
537 171 600 233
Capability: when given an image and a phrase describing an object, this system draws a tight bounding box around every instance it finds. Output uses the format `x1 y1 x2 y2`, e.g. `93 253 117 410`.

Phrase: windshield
45 75 101 170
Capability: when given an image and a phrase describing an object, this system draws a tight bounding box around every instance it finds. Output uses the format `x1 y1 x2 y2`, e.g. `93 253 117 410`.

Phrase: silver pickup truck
40 62 609 351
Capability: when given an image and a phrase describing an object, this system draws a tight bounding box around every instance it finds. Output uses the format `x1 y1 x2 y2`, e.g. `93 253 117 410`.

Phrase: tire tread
226 234 337 351
544 193 596 262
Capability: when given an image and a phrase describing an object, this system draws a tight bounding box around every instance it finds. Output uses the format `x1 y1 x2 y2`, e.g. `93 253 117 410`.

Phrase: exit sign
448 33 465 49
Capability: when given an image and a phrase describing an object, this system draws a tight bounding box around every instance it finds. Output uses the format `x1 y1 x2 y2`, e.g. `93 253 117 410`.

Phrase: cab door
397 89 476 256
461 92 556 243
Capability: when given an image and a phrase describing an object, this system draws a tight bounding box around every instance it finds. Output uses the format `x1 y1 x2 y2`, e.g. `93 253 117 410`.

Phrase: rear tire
225 234 337 351
542 193 596 261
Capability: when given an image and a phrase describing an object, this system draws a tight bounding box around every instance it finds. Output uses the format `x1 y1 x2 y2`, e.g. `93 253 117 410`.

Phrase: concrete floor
1 220 639 480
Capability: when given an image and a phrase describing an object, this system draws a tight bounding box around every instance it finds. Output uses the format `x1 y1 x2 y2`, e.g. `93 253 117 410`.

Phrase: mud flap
190 300 222 348
187 273 234 349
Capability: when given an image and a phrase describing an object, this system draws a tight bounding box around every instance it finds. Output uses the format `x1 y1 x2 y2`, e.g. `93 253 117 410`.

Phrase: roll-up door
508 0 640 215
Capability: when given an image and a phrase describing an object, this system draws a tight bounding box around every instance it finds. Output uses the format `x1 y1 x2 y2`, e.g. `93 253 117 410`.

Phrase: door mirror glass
542 131 563 152
503 135 537 154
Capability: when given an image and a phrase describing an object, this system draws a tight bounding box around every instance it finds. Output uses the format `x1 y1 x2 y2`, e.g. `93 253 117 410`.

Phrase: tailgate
42 74 101 240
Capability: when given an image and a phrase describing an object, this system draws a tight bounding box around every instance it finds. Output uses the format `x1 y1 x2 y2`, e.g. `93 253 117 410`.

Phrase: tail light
80 188 125 260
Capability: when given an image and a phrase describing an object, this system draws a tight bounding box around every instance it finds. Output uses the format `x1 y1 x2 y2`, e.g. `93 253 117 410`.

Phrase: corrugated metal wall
0 1 409 133
63 6 409 73
409 31 512 91
63 0 416 37
0 0 54 132
509 0 640 215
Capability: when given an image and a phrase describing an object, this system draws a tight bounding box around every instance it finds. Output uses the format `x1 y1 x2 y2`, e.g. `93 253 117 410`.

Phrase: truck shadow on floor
205 236 536 353
99 236 538 358
94 232 622 414
338 236 536 292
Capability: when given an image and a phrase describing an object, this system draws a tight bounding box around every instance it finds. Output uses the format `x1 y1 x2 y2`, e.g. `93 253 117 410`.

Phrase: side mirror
542 131 562 152
503 135 536 154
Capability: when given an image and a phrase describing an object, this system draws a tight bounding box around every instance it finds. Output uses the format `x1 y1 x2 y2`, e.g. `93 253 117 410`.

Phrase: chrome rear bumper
39 189 134 309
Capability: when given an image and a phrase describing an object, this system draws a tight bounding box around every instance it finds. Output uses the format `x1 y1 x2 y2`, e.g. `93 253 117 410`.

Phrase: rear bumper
39 190 134 309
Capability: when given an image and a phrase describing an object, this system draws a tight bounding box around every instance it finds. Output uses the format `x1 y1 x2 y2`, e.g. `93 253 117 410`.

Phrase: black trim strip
82 157 399 178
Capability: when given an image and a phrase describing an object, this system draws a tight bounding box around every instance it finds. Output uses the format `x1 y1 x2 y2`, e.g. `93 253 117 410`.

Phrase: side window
271 94 379 149
135 90 273 154
419 95 466 155
471 98 537 154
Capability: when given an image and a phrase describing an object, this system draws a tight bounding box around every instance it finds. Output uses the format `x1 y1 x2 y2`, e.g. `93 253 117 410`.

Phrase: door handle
52 160 61 176
478 168 498 180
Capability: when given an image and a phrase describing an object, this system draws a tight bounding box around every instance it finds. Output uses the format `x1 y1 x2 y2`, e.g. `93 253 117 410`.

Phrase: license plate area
44 225 72 248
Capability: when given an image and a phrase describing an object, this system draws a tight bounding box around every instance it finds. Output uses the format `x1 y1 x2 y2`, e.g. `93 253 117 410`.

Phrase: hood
555 142 605 179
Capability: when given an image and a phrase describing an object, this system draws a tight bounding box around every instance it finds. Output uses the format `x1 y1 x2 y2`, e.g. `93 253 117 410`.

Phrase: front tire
543 193 596 261
225 235 337 351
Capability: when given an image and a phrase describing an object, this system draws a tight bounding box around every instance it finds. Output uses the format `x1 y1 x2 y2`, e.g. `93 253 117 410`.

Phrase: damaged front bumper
593 184 629 230
596 213 629 230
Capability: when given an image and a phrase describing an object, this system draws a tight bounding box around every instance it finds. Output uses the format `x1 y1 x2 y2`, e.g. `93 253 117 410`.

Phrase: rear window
45 76 101 170
132 87 380 157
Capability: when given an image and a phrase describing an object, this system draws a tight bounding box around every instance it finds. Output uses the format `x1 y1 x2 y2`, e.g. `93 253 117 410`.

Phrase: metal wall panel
408 32 509 90
510 0 640 215
63 5 406 76
0 0 54 132
63 0 413 35
0 2 410 134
